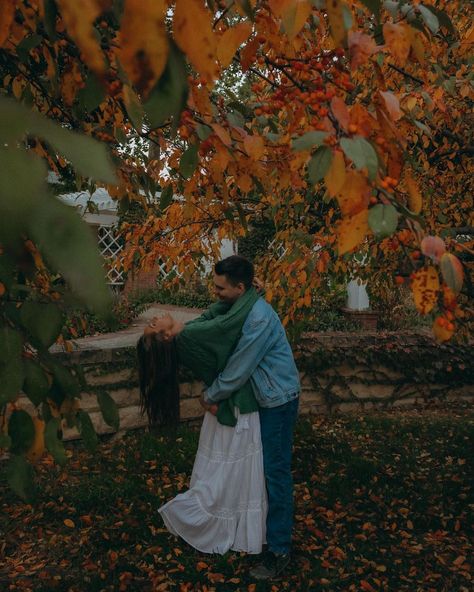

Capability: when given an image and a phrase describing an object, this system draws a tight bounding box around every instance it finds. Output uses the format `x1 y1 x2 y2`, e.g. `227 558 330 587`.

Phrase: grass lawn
1 407 472 591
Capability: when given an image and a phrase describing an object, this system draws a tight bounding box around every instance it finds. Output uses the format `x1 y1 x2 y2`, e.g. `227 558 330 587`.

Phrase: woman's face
147 314 180 341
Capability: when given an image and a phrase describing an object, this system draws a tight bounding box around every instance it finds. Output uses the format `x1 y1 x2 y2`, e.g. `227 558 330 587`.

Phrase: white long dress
159 409 267 554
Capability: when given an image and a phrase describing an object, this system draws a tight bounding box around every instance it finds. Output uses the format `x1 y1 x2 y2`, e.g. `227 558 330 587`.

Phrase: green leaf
440 253 464 294
144 42 189 130
368 204 399 238
307 146 333 184
227 111 245 128
30 194 112 314
45 418 67 466
124 86 144 132
98 391 120 431
77 74 106 113
17 34 43 63
44 0 58 41
6 455 36 501
20 302 64 349
0 326 25 405
76 410 99 452
0 97 117 183
196 124 212 141
159 185 174 210
0 432 12 449
418 4 439 34
179 144 199 179
360 0 381 21
51 364 81 399
342 3 353 30
8 410 35 455
340 136 379 180
291 131 328 151
0 148 47 245
23 359 50 407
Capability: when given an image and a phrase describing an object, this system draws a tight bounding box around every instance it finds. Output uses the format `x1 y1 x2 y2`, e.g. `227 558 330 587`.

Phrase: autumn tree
0 0 472 496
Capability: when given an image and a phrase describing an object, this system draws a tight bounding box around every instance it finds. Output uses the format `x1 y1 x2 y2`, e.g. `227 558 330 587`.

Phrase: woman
137 288 267 555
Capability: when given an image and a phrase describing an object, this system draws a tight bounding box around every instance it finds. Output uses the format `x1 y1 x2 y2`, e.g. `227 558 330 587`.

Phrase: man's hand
199 394 218 416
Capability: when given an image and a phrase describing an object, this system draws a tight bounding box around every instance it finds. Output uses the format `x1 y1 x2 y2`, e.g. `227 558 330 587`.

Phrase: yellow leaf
383 22 412 63
325 150 346 196
337 208 369 255
26 417 45 464
119 0 168 97
282 0 312 40
244 134 265 160
56 0 105 74
336 171 370 216
173 0 219 82
217 21 252 69
0 0 16 47
64 519 75 528
405 173 422 214
411 266 439 314
326 0 347 47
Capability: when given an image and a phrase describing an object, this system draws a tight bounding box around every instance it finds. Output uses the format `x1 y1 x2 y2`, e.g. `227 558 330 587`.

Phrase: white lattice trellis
97 224 125 287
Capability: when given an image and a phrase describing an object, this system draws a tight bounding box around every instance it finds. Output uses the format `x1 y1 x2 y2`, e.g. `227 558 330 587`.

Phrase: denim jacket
204 297 300 408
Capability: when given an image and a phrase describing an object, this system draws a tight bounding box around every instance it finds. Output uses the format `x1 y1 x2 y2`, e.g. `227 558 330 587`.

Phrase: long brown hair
136 334 180 428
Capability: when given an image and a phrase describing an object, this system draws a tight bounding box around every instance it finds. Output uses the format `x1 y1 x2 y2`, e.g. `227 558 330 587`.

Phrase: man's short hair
214 255 254 289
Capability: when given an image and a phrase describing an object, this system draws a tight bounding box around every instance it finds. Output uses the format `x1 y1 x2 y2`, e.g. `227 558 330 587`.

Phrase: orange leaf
240 37 259 72
325 150 346 196
268 0 293 19
0 0 15 47
282 0 312 40
217 21 252 69
379 91 402 121
64 519 75 528
119 0 168 97
383 22 412 63
56 0 105 74
411 266 439 314
26 417 45 464
350 104 376 137
211 124 232 147
326 0 346 46
405 174 422 214
337 208 369 255
238 173 253 193
244 134 265 160
330 96 350 131
336 171 371 216
360 580 376 592
348 30 376 69
196 561 208 572
173 0 219 82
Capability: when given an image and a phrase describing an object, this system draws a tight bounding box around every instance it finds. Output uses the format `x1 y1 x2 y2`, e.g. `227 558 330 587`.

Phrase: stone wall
18 331 473 439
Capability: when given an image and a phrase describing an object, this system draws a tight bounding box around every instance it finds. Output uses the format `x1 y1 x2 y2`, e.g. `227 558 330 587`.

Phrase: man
201 255 300 580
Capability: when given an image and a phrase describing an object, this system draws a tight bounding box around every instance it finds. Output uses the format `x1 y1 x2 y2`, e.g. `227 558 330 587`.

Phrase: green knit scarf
176 287 260 426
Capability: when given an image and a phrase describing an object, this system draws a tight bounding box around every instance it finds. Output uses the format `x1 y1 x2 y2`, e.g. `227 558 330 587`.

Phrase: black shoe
249 551 291 580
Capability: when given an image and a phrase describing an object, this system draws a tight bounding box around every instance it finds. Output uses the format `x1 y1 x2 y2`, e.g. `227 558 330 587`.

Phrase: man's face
213 273 245 303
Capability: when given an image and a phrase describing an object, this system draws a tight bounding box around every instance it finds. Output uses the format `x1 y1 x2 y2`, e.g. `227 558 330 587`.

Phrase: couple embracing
137 255 300 580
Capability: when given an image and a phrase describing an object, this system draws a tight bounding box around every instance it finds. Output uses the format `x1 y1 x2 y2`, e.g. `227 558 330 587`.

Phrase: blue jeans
259 398 299 555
